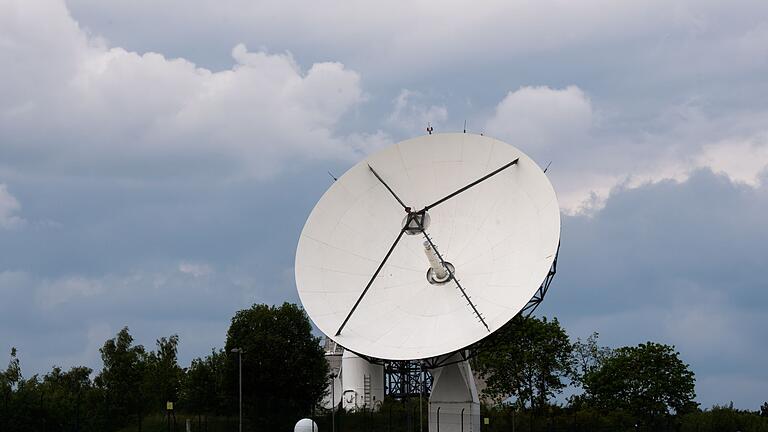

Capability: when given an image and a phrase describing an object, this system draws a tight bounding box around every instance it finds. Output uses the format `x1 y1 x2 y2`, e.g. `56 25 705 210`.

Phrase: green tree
181 349 228 422
474 315 573 411
571 332 613 386
225 302 329 430
583 341 697 428
0 347 21 388
94 327 147 431
1 348 23 431
38 365 94 431
143 334 184 415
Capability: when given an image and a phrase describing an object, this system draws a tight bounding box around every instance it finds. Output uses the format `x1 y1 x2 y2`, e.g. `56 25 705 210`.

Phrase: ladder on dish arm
363 374 371 408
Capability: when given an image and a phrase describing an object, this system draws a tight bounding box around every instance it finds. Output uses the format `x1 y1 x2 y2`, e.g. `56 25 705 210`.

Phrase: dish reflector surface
295 133 560 360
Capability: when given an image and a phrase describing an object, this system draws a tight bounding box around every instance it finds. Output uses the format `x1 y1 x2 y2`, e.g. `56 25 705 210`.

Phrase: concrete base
428 355 481 432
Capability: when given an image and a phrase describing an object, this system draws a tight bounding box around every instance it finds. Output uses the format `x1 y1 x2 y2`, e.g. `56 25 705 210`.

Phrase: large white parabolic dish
295 133 560 360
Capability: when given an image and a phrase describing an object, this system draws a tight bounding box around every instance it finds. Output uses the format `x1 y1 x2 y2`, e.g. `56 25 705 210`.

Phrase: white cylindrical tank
294 418 319 432
341 350 384 411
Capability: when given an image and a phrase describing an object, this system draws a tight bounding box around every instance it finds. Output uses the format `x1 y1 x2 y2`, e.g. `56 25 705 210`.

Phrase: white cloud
484 86 603 212
65 0 768 82
36 276 104 309
387 89 448 135
3 0 766 208
695 134 768 187
609 120 768 210
178 261 213 278
0 184 24 228
342 130 395 156
482 86 768 214
485 85 593 150
0 0 381 180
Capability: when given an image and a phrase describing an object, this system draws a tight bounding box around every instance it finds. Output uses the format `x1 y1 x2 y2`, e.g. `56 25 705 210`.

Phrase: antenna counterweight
423 241 450 282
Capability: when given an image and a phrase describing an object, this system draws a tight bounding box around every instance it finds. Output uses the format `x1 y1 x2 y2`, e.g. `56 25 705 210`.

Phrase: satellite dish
295 133 560 360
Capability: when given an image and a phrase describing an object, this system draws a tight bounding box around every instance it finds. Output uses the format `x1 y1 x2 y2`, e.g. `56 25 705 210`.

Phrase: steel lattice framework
383 360 433 399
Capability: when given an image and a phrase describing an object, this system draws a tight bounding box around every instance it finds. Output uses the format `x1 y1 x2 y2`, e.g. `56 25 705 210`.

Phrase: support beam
428 353 480 432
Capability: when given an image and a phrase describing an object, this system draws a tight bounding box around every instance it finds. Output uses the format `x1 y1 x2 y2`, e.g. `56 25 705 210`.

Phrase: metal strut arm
336 228 407 336
422 158 519 212
422 230 490 332
368 164 410 212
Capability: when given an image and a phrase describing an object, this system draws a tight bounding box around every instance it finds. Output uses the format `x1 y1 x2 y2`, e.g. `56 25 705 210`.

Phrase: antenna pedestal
428 353 481 432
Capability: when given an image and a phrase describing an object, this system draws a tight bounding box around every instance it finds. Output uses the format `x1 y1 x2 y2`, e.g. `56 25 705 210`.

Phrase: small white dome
294 418 319 432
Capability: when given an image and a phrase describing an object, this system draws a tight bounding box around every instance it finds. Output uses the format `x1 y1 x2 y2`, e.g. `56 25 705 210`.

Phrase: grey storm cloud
541 169 768 408
1 0 767 411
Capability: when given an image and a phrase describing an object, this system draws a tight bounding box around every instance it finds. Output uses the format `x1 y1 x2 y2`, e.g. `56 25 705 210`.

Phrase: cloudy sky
2 0 767 409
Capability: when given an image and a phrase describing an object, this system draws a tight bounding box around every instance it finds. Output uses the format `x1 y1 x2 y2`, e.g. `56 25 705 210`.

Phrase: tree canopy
571 331 613 386
4 305 761 432
583 341 698 426
224 302 329 430
474 315 573 411
94 327 147 428
182 348 228 417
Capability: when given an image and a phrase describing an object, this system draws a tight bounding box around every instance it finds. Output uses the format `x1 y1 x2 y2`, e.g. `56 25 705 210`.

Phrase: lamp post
230 348 243 432
329 372 338 432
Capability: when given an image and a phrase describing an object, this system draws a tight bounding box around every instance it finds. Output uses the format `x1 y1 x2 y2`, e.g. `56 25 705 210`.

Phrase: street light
329 371 338 432
231 348 244 432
